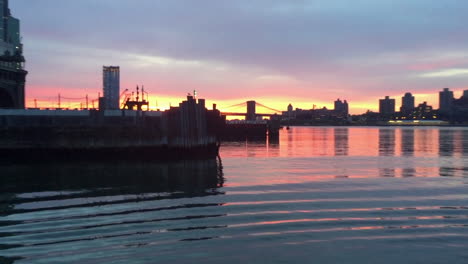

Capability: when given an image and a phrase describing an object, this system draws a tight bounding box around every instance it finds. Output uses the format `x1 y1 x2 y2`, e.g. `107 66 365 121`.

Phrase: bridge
220 101 282 120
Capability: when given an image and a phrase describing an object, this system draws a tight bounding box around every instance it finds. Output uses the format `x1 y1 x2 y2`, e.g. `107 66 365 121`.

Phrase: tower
400 92 415 114
379 96 395 115
246 100 256 121
334 99 349 116
439 88 454 113
103 66 120 110
0 0 26 109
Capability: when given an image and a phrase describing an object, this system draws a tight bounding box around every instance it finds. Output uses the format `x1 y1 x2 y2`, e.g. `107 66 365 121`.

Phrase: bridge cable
255 102 282 113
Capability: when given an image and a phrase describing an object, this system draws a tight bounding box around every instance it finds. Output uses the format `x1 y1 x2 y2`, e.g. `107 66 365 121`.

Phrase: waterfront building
379 96 395 115
334 99 349 116
439 88 454 113
103 66 120 110
413 101 436 120
0 0 26 109
400 92 415 114
451 90 468 123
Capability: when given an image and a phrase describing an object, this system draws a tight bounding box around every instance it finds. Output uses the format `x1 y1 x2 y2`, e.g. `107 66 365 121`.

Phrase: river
1 127 467 263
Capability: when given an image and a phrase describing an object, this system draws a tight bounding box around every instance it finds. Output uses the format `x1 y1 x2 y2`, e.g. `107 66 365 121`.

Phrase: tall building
334 99 349 116
0 0 26 109
439 88 454 113
463 90 468 99
379 96 395 115
400 92 415 114
103 66 120 110
0 0 21 56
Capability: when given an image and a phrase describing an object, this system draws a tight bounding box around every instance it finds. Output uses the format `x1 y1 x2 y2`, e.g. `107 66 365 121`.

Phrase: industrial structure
0 0 27 109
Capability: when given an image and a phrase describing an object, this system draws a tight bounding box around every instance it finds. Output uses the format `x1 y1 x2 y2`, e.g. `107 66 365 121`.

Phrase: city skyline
12 0 468 114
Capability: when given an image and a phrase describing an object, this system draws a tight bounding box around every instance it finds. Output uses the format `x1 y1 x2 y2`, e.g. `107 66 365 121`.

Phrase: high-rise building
334 99 349 116
379 96 395 115
0 0 26 109
439 88 454 113
103 66 120 110
400 92 415 114
0 0 21 56
462 90 468 99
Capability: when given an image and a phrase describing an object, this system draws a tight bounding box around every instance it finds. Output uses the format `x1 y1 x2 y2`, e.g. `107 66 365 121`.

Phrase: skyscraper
439 88 454 113
0 0 21 56
103 66 120 110
379 96 395 115
334 99 349 116
400 92 415 114
0 0 26 109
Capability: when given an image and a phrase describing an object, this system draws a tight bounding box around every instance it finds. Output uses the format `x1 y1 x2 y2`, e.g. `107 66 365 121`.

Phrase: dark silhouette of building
334 98 349 116
400 92 415 114
282 99 350 125
412 101 436 120
0 0 27 109
451 89 468 123
379 96 395 115
439 88 454 113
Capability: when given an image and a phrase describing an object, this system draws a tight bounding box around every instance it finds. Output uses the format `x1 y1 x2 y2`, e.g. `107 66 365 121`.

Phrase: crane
119 89 130 109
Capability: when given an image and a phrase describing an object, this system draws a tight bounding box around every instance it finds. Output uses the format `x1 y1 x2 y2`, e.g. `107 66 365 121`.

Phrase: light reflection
379 128 395 177
219 127 468 183
401 129 415 177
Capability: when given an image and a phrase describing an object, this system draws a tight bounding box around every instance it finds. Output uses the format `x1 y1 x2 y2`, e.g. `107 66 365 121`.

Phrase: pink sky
13 0 468 114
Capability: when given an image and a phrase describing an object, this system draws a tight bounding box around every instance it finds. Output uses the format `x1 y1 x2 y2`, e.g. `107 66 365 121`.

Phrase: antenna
136 85 140 102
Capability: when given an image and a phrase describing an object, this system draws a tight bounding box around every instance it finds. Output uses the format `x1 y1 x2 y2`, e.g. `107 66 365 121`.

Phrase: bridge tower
246 100 256 121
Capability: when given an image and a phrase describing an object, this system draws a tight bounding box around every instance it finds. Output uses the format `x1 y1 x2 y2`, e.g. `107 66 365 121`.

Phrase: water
1 127 468 263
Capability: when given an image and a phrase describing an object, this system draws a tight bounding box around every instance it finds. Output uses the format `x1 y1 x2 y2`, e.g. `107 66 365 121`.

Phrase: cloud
12 0 468 113
419 68 468 78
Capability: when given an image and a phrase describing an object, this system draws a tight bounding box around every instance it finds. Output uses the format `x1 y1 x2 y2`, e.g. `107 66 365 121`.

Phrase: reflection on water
0 159 224 215
334 128 348 156
1 127 468 264
1 159 224 194
379 129 396 178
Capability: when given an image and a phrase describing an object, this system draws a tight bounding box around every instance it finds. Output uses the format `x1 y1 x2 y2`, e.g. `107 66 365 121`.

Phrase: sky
13 0 468 114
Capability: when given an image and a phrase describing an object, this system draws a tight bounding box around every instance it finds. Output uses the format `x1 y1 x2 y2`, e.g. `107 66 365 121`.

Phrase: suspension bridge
220 100 283 120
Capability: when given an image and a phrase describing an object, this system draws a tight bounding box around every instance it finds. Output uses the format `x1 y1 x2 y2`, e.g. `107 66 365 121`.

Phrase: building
439 88 454 113
0 0 26 109
102 66 120 110
379 96 395 115
334 99 349 116
0 0 21 56
281 100 350 124
451 90 468 123
413 102 436 120
400 92 415 114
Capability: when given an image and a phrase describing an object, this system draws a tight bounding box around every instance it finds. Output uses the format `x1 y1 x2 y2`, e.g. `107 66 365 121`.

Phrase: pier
0 96 224 162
